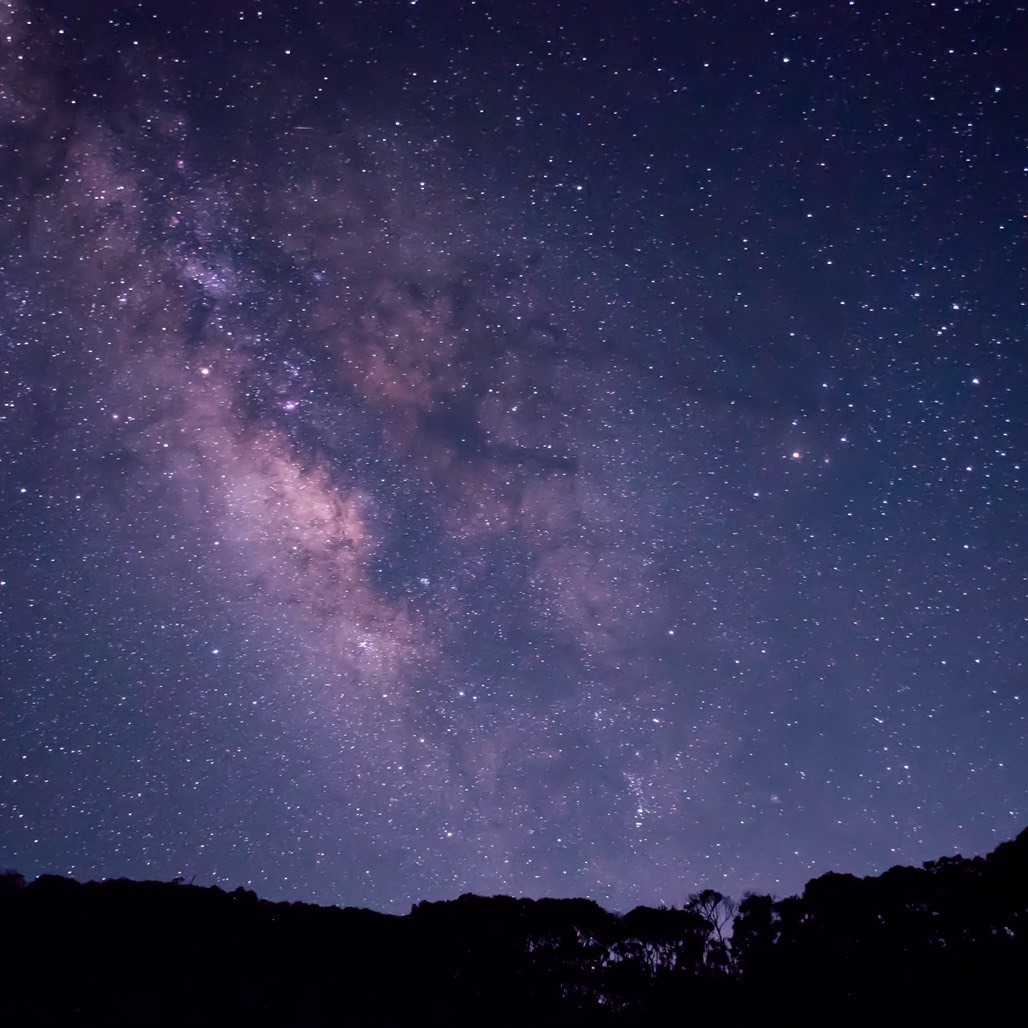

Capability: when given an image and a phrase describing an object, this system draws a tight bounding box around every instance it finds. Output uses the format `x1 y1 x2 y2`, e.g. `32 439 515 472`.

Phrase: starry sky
0 0 1024 913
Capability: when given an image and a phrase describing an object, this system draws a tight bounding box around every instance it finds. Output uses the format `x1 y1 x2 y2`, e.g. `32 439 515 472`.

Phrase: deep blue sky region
0 0 1024 913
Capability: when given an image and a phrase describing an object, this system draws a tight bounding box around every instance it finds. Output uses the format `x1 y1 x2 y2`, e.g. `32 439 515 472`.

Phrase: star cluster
0 0 1024 912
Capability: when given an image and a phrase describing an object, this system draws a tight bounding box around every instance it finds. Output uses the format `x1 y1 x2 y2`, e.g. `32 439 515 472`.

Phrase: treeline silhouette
2 828 1025 1025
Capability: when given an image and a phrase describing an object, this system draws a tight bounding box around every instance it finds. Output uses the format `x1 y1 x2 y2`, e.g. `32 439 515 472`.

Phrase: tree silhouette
0 828 1025 1024
730 891 776 979
685 888 737 971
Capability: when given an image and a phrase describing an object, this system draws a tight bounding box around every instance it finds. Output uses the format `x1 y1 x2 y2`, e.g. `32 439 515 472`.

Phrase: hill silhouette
2 828 1025 1025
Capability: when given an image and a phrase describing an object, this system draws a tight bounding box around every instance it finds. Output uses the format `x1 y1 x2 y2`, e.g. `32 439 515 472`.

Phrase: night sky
1 0 1024 914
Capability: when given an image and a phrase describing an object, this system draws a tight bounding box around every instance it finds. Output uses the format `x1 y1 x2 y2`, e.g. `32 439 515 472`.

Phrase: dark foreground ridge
3 829 1026 1025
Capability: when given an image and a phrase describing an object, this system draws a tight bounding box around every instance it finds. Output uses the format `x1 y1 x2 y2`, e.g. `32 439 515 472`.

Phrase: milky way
1 0 1024 911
